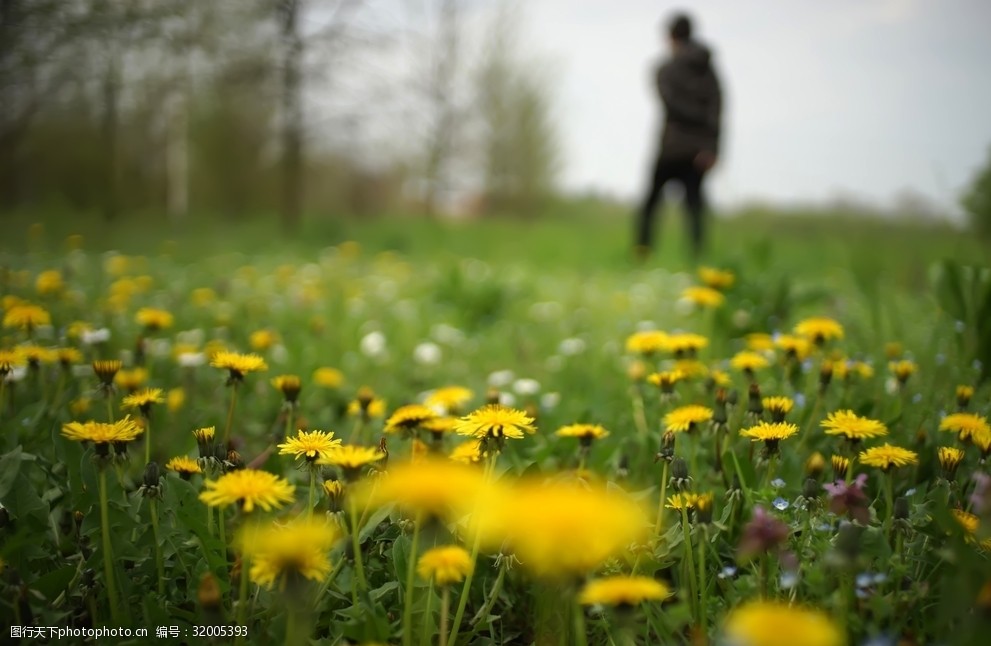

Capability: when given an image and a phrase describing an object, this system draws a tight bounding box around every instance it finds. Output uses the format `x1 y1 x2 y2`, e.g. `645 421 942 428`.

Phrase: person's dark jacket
655 40 722 160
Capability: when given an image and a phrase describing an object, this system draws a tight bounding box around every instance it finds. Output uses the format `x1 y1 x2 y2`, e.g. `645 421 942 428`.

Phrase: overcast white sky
515 0 991 213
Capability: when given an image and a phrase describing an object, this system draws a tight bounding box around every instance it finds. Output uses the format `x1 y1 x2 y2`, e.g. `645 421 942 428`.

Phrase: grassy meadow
1 206 991 645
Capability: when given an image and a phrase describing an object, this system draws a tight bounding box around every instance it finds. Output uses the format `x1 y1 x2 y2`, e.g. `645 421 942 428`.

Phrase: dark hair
668 13 692 41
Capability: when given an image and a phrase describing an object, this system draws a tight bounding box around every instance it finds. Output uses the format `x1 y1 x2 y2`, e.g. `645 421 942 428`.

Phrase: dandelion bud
805 452 825 478
670 457 691 491
819 362 833 392
197 572 222 611
696 493 714 524
938 446 965 481
747 382 763 418
831 455 849 480
802 477 820 501
894 497 909 521
142 462 161 488
713 390 729 427
834 522 863 562
957 385 974 410
226 449 244 471
485 388 501 405
725 389 739 407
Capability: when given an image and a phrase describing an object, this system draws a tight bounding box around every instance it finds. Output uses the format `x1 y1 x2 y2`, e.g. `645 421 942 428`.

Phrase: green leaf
31 564 78 601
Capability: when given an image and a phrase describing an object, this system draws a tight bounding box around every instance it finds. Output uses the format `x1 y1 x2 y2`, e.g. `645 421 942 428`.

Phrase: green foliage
962 146 991 239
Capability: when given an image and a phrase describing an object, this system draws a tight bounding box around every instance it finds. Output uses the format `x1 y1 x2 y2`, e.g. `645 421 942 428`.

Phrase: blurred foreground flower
579 575 670 607
239 519 338 589
724 600 845 646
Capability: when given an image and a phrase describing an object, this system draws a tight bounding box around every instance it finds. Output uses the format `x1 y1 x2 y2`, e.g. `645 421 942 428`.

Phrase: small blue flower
771 478 786 489
912 393 922 404
974 360 984 372
773 497 789 510
856 572 873 588
794 393 807 409
718 565 737 580
905 488 916 496
936 353 947 365
779 571 799 590
816 522 832 532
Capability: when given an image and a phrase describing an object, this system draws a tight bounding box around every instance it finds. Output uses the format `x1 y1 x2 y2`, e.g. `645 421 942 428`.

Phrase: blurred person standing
635 12 722 262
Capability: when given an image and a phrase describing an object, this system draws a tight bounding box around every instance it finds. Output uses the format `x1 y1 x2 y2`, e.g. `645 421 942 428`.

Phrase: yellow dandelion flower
794 317 844 344
939 413 991 445
135 307 174 331
821 410 888 441
62 416 143 446
323 479 345 502
730 351 771 373
708 368 732 387
850 361 874 379
625 330 669 356
663 405 713 433
313 367 344 389
449 440 485 465
199 469 295 512
762 396 794 422
167 387 185 412
774 334 812 361
647 370 684 390
121 388 165 414
35 270 64 295
805 452 826 476
56 347 83 367
956 385 974 408
741 421 799 444
190 287 216 307
675 359 710 380
271 374 302 403
278 429 342 463
858 444 919 471
19 344 56 365
724 601 845 646
938 446 965 475
698 266 735 290
745 333 775 352
954 509 980 534
211 351 268 381
666 492 699 511
240 519 338 589
352 457 487 520
385 404 438 434
347 386 386 418
0 348 25 375
114 367 148 392
417 545 473 586
455 404 536 440
318 444 384 478
165 456 202 478
249 329 278 351
193 426 216 444
579 576 671 607
3 303 51 331
69 397 91 416
424 386 474 414
663 332 709 356
889 359 917 383
471 479 648 580
681 285 725 308
421 416 460 436
831 455 850 478
555 423 610 442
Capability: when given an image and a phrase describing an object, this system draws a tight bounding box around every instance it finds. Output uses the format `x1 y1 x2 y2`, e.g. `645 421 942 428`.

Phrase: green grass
2 205 991 644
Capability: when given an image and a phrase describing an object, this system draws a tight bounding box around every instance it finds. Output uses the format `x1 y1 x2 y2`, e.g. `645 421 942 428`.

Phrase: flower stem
106 393 115 423
680 506 697 621
144 415 153 465
654 462 669 537
572 599 588 646
150 498 165 596
449 455 497 646
351 496 369 599
98 468 121 623
236 552 250 629
440 586 451 646
207 504 214 537
421 581 435 646
763 453 778 490
312 559 346 610
223 383 238 448
698 525 708 630
308 469 316 519
468 562 506 635
402 515 422 646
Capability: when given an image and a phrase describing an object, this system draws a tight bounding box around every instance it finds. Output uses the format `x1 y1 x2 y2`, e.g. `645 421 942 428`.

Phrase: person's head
667 12 692 48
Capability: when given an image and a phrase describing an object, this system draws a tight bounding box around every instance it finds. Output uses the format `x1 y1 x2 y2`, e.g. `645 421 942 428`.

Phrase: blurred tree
962 146 991 239
474 3 560 217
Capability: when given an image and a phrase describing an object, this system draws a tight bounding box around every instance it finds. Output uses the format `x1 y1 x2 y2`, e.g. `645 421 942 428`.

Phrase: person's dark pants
636 155 707 258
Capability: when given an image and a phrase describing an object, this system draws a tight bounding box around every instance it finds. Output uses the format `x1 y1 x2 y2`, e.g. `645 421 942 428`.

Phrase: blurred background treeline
0 0 561 229
2 0 991 240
